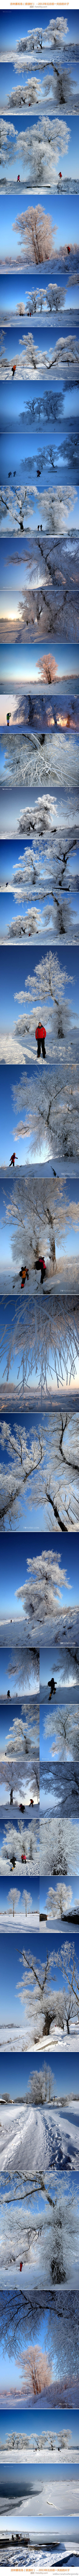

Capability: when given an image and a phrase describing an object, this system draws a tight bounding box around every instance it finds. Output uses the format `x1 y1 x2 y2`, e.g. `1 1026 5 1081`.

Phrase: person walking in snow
48 1676 56 1699
19 1264 29 1288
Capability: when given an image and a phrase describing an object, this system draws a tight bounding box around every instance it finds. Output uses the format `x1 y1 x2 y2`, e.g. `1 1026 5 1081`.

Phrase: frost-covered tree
0 480 77 543
1 720 79 798
14 943 70 1005
0 2162 78 2291
0 1295 79 1407
1 328 78 381
1 540 79 638
0 1406 79 1533
44 1692 79 1762
15 1548 71 1620
16 1936 79 2050
7 14 79 80
1 1699 39 1758
14 203 53 264
1 802 78 948
18 282 73 319
1 107 68 194
9 985 73 1071
0 2276 78 2406
7 62 79 117
0 1696 39 1795
40 1815 79 1882
1 1809 39 1877
5 1648 39 1696
1 943 78 1153
12 1547 79 1657
43 1877 73 1921
1 1542 79 1655
1 1160 79 1265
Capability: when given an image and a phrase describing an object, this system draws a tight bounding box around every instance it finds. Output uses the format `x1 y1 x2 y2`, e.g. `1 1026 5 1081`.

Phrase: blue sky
1 10 79 47
1 9 79 36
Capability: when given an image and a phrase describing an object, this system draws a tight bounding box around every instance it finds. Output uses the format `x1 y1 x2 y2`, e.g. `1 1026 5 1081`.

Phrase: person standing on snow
35 1021 46 1058
34 1254 46 1285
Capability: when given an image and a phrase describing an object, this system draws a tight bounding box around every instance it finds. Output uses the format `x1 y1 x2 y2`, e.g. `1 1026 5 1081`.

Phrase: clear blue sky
0 10 78 48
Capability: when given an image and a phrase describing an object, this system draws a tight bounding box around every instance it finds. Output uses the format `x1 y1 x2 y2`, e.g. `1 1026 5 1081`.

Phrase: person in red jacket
35 1021 46 1058
10 1152 18 1167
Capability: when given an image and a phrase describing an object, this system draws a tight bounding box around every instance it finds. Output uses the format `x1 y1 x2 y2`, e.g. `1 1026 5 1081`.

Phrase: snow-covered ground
0 2101 79 2178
